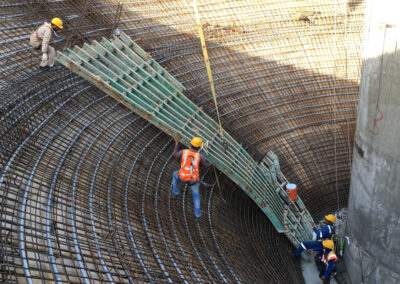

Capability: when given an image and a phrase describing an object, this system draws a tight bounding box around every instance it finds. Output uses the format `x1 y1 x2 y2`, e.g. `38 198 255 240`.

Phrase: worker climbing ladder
56 32 314 247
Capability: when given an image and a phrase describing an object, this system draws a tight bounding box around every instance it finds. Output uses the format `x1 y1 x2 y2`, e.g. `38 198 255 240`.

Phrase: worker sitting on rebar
316 240 337 283
171 137 211 221
29 18 63 70
293 214 336 258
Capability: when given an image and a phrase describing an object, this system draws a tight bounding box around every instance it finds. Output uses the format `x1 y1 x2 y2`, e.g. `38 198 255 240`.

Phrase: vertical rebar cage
0 0 366 282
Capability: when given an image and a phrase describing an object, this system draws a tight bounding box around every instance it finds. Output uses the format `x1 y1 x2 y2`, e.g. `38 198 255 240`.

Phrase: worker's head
115 28 121 38
324 214 336 224
51 18 63 31
191 137 203 149
322 240 334 250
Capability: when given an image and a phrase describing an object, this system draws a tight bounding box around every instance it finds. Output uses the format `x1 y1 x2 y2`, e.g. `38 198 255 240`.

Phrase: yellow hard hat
323 240 335 250
51 18 63 29
325 214 336 223
191 137 203 147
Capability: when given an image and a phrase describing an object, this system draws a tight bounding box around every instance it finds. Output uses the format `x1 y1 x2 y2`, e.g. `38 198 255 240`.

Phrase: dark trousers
295 240 323 256
315 255 333 284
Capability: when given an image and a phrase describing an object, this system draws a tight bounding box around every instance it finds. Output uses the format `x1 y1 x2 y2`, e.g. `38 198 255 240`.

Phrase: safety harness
322 251 338 268
35 24 52 46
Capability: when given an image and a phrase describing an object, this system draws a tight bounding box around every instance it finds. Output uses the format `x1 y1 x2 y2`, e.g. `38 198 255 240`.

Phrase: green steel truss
56 32 314 246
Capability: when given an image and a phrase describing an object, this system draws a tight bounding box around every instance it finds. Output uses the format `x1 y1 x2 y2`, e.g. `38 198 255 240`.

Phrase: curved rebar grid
0 0 367 283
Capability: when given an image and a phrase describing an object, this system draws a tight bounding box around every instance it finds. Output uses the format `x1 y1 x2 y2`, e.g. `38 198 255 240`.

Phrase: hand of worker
307 249 313 254
311 222 315 227
42 53 48 61
320 276 326 280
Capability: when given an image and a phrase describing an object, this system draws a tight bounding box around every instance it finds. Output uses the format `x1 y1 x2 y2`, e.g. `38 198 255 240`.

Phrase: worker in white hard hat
114 28 121 38
171 137 213 221
29 17 63 70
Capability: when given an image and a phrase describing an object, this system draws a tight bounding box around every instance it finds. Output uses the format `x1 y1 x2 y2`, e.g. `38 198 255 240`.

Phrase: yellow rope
192 0 224 137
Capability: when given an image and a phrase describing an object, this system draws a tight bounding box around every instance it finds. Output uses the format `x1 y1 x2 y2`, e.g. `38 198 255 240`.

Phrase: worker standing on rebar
29 18 63 70
171 137 211 221
293 214 336 258
316 240 337 283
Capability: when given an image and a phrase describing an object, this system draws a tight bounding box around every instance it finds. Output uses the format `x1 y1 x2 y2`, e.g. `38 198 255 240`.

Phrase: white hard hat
286 183 296 190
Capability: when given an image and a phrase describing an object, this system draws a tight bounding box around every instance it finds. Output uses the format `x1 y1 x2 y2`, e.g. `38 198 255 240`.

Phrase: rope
192 0 224 137
343 0 353 172
214 167 226 204
333 0 340 211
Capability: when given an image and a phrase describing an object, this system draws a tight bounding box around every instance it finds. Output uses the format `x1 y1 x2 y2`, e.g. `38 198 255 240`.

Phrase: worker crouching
29 18 63 70
171 137 212 221
294 214 336 258
316 240 337 283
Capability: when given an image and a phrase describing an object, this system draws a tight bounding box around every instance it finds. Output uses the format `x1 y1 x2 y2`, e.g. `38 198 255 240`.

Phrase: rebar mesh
1 0 366 282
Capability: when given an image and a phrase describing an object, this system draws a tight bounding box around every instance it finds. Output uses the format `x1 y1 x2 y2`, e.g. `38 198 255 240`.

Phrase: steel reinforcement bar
56 32 314 245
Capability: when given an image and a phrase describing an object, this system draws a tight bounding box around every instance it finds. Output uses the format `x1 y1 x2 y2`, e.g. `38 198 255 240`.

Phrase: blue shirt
313 224 334 240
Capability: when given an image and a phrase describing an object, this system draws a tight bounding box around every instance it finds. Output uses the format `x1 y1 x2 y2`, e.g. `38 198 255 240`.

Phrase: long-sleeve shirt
322 249 337 278
29 22 53 53
324 259 336 278
173 143 211 168
313 224 334 240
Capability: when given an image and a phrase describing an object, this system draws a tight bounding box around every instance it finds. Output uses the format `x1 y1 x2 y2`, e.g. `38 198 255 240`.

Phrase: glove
42 53 48 61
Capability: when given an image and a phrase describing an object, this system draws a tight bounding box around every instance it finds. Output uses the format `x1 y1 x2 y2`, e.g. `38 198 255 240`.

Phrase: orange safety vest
178 149 200 182
322 251 337 268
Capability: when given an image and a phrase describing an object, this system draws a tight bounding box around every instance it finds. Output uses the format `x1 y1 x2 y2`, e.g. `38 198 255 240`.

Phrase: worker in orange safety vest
316 240 338 283
171 137 212 221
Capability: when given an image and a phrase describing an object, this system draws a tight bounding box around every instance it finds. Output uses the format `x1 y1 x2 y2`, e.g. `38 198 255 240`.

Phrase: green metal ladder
56 32 314 247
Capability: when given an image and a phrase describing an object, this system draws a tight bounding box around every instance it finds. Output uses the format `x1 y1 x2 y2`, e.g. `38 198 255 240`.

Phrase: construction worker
115 28 121 39
294 214 336 257
313 214 336 240
111 29 121 48
171 137 211 221
29 18 63 70
316 240 338 283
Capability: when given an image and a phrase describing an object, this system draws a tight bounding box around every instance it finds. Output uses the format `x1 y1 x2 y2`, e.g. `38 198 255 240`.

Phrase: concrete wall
345 0 400 283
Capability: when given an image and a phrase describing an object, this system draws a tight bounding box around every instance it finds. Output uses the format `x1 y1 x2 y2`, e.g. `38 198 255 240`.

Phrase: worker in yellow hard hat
29 18 64 70
171 137 213 222
316 240 338 283
314 214 336 240
293 214 336 258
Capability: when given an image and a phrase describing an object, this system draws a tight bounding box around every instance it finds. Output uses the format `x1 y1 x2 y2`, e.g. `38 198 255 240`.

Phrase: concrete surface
344 0 400 283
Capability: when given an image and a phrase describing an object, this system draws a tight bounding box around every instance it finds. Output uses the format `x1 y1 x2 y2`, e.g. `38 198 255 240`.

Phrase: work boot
194 216 200 223
39 66 50 71
290 251 299 261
